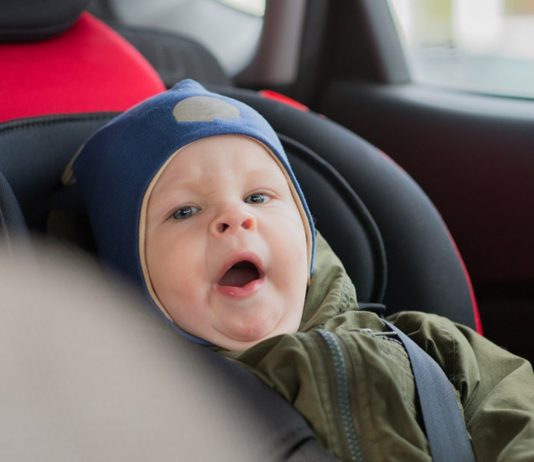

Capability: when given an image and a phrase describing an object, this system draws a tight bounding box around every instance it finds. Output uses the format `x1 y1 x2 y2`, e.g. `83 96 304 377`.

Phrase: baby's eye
171 205 200 220
244 192 271 204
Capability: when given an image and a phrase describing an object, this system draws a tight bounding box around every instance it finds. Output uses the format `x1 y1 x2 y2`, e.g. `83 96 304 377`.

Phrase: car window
102 0 265 75
388 0 534 99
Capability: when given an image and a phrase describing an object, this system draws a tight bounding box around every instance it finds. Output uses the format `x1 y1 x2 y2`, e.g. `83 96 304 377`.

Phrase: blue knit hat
70 79 316 335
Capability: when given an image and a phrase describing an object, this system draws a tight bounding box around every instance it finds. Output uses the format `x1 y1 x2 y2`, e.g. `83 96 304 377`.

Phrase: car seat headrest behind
0 9 165 123
0 0 90 42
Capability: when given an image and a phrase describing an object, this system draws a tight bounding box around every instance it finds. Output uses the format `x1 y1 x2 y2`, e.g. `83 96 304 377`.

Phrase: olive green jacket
229 234 534 461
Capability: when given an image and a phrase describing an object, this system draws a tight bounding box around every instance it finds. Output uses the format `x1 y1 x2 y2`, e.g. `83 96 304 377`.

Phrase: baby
69 79 314 350
70 80 534 461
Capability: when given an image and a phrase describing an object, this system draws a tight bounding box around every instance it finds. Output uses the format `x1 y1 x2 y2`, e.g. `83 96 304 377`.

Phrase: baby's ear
61 144 85 186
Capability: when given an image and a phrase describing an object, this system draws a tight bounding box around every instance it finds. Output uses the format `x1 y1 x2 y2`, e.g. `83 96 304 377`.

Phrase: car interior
1 0 532 459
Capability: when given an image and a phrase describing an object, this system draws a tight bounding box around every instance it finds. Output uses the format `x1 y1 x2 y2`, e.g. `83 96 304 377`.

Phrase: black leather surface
0 0 89 41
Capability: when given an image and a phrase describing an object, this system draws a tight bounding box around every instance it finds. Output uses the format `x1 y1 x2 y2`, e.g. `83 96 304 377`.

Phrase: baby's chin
214 332 290 352
209 318 300 352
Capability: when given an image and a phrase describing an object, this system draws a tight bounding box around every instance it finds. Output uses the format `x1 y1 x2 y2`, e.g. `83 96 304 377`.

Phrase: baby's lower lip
215 276 265 298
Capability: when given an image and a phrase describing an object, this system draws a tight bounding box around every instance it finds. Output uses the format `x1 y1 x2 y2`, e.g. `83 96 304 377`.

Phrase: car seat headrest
0 0 90 42
0 12 165 123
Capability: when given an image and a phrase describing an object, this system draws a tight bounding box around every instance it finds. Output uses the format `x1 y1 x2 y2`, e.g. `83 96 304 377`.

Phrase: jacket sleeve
388 311 534 462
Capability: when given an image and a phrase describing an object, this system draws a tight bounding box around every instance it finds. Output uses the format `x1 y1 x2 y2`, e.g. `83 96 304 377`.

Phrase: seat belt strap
383 320 476 462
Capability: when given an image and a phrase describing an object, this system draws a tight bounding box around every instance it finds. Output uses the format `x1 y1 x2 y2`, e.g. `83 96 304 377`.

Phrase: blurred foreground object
0 240 279 461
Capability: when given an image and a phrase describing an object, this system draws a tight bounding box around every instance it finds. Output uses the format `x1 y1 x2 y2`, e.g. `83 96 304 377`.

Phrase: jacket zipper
317 329 363 462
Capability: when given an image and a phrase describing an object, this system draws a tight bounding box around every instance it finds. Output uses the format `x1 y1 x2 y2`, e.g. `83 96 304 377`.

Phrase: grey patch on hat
173 96 240 122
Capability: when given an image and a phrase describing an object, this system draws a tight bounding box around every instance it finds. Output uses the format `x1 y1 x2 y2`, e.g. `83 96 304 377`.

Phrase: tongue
219 261 259 287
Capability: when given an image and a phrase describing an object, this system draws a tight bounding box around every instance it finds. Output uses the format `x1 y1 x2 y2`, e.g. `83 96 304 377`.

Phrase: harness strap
384 320 476 462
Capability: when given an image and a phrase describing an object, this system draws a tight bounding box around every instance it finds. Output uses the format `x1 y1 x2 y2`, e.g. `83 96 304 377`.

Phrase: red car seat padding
0 12 165 122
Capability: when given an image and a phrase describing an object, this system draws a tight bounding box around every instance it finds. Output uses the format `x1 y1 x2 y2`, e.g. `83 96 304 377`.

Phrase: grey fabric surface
0 241 273 461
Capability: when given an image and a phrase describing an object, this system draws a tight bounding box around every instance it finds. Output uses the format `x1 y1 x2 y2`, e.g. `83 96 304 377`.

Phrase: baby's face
145 135 308 351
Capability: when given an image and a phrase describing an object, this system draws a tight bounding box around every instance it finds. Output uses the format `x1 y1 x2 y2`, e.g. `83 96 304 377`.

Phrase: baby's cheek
161 286 201 328
275 246 308 290
269 209 305 241
285 220 308 259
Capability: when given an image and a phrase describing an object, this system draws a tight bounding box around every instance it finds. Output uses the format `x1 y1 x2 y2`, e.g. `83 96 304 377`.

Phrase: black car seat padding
0 114 117 233
280 134 387 304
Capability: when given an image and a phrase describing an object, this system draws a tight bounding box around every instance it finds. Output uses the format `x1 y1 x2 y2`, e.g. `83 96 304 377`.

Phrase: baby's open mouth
218 260 262 288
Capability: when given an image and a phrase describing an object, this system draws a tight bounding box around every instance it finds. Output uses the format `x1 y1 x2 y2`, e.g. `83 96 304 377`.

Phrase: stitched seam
0 113 119 135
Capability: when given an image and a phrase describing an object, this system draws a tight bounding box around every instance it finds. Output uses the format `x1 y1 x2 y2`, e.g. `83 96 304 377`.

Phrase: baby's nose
210 208 256 236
